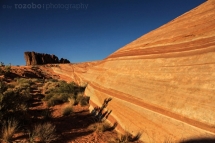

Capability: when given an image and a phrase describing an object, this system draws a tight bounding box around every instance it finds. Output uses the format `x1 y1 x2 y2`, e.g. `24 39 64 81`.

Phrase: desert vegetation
42 80 88 107
0 65 142 143
0 63 11 76
0 80 69 142
0 78 32 142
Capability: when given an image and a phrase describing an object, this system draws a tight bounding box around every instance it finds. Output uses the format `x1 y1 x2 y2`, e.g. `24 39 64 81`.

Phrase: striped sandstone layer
50 1 215 142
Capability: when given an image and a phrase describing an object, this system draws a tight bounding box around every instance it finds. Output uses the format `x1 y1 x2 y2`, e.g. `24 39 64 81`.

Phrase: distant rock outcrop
24 51 70 66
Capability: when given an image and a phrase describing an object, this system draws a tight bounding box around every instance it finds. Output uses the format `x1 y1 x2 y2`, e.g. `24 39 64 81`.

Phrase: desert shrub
78 95 90 106
116 131 142 143
0 68 4 75
7 84 15 89
56 81 84 94
1 90 22 112
101 122 112 132
0 80 8 94
68 98 75 105
32 122 57 143
62 105 73 116
43 80 87 107
46 96 58 107
15 78 33 90
117 132 131 143
72 92 89 106
130 132 142 142
43 93 53 101
4 65 11 73
20 83 31 89
56 81 76 93
45 93 73 107
30 83 38 89
16 78 25 83
0 87 31 121
30 78 40 83
104 122 118 132
0 62 4 67
43 82 58 94
88 121 116 133
59 93 71 102
37 78 44 83
96 122 112 132
88 123 102 132
44 93 55 101
16 78 32 84
19 87 31 100
41 108 53 120
91 98 112 122
1 119 19 143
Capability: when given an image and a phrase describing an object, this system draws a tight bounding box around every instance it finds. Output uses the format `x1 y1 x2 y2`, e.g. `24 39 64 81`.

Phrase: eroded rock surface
48 1 215 142
24 51 70 66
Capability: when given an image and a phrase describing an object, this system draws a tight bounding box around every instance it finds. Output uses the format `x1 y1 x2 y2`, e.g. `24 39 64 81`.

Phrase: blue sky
0 0 206 65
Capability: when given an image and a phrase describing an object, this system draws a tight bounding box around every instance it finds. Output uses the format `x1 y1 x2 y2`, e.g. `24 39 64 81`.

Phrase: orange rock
50 1 215 142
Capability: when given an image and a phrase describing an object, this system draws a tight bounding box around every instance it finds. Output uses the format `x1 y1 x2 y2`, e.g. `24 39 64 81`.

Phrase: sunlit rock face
51 0 215 142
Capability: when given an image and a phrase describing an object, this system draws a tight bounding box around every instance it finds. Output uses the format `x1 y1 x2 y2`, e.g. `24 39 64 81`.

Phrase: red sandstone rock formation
24 51 70 66
48 1 215 142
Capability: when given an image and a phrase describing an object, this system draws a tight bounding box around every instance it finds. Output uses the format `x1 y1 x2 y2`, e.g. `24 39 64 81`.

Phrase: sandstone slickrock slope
49 1 215 142
24 51 70 66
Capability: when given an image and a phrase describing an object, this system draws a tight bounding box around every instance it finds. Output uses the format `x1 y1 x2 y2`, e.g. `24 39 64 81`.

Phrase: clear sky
0 0 206 65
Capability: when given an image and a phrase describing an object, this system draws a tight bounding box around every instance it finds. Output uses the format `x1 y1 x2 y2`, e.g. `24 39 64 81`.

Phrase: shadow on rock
180 138 215 143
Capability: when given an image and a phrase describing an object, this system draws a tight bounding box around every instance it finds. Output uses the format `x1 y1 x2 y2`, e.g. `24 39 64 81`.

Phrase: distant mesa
24 51 70 66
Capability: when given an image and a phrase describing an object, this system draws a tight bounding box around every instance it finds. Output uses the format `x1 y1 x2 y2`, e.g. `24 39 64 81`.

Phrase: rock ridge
24 51 70 66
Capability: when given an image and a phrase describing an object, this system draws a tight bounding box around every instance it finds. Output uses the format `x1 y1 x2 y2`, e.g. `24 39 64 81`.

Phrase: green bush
45 93 73 107
15 78 33 90
16 78 32 84
56 81 76 93
43 81 86 107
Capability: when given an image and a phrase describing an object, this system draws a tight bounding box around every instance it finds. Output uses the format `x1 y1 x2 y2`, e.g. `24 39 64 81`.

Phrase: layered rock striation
49 1 215 142
24 51 70 66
